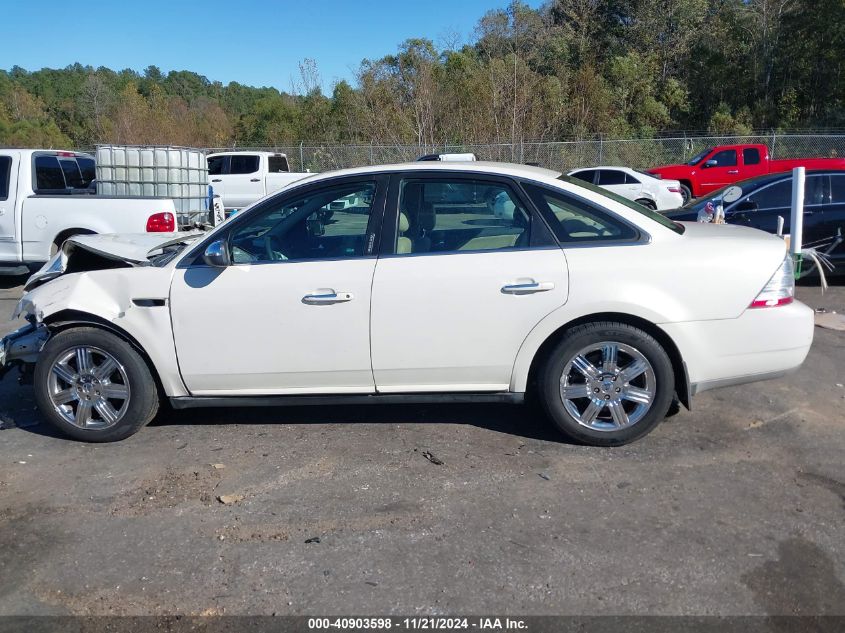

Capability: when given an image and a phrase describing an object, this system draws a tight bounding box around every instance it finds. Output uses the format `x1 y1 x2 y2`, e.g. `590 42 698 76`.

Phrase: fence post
299 141 304 170
771 131 777 159
598 135 603 164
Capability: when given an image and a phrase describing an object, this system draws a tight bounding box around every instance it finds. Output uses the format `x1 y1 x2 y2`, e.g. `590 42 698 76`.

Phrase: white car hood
25 232 203 291
61 232 202 262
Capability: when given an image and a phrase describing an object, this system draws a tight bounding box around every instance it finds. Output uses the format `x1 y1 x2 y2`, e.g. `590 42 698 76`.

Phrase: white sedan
568 166 684 210
1 162 813 446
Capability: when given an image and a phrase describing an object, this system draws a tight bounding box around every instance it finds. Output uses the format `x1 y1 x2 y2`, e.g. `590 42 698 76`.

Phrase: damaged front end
1 231 200 384
0 321 50 384
24 231 202 292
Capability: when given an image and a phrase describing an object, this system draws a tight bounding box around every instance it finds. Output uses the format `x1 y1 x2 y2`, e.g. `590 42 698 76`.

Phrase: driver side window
229 182 377 264
710 150 737 167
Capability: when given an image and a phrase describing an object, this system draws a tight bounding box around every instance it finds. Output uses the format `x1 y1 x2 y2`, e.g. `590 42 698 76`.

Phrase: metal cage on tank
95 145 210 228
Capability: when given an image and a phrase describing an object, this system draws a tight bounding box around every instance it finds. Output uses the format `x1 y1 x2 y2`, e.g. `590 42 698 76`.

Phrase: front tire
34 327 159 442
679 184 692 205
538 322 674 446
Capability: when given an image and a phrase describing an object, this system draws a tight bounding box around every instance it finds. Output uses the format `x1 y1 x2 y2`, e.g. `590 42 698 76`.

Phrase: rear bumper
661 301 814 394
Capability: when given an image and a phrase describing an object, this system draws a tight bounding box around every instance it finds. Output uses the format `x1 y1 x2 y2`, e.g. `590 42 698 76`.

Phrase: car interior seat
397 212 412 254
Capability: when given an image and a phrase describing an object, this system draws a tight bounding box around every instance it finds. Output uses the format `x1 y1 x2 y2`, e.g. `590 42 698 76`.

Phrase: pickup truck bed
1 149 178 268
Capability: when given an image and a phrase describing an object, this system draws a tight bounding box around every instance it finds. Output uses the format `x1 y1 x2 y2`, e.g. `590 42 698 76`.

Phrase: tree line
1 0 842 150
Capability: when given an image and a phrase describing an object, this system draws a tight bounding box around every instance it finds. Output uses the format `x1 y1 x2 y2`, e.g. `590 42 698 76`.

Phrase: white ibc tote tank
95 145 210 227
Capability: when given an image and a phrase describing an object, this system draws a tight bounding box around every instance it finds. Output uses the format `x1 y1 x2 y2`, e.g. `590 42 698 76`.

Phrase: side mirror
703 159 718 168
203 239 230 267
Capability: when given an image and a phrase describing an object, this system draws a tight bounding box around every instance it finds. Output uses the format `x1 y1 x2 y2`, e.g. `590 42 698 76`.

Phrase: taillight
750 257 794 308
146 212 175 232
667 186 681 193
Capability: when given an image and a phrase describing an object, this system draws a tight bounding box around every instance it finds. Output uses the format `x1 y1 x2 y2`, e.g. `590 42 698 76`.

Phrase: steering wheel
263 235 288 261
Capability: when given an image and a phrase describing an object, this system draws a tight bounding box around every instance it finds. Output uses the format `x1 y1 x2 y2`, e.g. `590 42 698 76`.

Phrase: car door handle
211 178 222 182
727 170 739 174
302 290 354 305
250 178 261 182
501 281 555 295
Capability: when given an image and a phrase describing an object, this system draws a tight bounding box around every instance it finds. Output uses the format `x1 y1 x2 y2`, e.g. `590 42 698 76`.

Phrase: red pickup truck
648 143 845 203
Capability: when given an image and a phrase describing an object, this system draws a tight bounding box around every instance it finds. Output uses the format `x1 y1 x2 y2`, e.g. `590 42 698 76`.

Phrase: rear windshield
34 154 95 193
35 155 67 191
557 174 685 234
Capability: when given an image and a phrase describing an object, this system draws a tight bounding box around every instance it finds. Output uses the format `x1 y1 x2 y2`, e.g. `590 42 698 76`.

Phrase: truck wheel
679 184 692 205
538 322 675 447
34 327 160 442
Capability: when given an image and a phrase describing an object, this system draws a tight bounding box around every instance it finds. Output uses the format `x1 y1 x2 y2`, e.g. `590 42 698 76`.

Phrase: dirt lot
0 276 843 616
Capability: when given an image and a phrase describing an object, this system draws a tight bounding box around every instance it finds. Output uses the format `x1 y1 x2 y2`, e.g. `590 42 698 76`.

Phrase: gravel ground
0 275 842 616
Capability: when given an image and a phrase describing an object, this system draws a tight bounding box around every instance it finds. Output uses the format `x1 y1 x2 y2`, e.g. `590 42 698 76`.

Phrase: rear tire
538 322 674 446
34 327 159 442
635 198 657 210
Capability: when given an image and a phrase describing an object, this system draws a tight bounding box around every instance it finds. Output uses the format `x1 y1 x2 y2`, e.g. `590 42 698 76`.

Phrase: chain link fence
204 133 845 173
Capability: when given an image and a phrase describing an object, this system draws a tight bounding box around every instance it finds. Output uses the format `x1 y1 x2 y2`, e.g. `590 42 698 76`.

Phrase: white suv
2 162 813 446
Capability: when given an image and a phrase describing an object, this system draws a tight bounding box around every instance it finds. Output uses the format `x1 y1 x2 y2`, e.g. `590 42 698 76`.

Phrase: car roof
295 161 563 184
207 151 287 158
725 169 845 189
571 166 632 171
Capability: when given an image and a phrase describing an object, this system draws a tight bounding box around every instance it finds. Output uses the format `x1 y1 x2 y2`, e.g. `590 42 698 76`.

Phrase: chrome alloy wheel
47 346 131 429
559 341 656 431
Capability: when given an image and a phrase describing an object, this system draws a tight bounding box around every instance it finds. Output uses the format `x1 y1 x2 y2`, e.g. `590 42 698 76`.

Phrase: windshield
687 148 713 166
557 175 684 234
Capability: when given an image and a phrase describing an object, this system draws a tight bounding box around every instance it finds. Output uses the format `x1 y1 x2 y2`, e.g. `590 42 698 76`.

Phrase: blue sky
1 0 542 92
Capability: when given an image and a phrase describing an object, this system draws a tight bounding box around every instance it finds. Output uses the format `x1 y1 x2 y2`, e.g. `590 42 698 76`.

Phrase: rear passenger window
743 148 761 165
395 179 530 255
624 172 640 184
571 170 597 184
0 156 10 201
229 155 260 174
523 183 637 243
34 155 67 192
268 155 289 172
597 170 626 186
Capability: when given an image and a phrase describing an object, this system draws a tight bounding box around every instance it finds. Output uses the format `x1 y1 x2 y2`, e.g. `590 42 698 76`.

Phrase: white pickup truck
0 149 178 273
206 151 310 213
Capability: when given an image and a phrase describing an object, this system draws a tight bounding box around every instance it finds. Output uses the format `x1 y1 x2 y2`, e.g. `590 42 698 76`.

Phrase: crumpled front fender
14 268 188 397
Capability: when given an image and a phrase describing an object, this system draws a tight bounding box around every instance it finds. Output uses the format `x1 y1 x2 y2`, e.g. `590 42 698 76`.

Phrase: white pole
790 166 805 257
776 215 784 237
